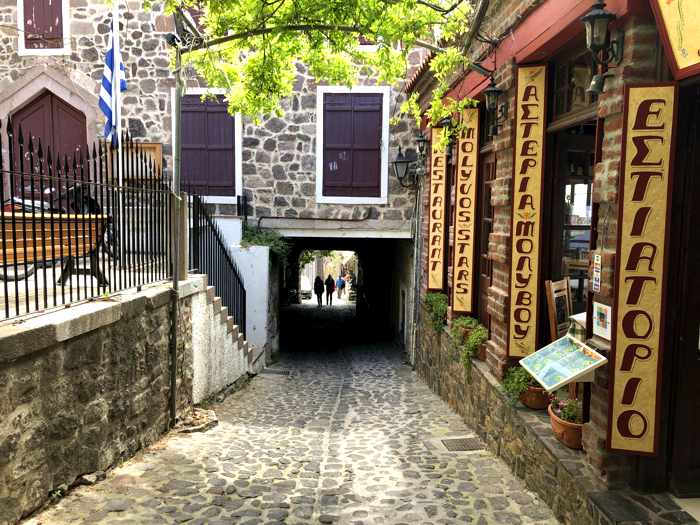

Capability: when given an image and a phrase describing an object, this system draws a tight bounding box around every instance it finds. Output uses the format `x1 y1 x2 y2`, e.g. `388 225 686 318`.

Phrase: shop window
549 125 595 318
552 47 598 120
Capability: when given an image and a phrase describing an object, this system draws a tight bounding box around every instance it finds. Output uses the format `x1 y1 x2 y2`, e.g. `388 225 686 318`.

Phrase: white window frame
17 0 71 56
170 87 243 201
315 85 390 205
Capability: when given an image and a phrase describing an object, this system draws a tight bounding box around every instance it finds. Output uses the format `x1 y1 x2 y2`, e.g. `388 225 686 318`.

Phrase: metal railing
0 119 172 321
189 194 246 335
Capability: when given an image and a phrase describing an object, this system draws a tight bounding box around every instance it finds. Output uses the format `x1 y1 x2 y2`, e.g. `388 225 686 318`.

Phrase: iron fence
189 194 246 334
0 119 172 321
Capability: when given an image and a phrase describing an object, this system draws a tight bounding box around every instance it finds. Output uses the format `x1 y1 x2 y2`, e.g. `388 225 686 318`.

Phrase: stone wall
0 1 175 170
0 275 256 525
414 309 697 525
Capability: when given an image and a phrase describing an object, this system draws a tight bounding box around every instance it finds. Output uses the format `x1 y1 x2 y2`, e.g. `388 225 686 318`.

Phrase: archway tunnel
277 237 415 356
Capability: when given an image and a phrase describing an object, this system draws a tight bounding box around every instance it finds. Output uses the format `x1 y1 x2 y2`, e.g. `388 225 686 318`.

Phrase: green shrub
459 323 487 373
424 292 448 332
242 225 290 260
449 315 479 340
502 366 538 403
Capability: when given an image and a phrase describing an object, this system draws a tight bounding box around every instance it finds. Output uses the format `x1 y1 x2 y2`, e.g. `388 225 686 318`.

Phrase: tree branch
185 24 363 53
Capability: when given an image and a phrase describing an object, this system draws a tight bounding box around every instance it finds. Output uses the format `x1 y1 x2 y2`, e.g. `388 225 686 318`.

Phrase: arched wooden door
11 90 87 167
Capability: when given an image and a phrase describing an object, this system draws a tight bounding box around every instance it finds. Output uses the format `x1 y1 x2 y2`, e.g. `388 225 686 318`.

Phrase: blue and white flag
99 4 127 146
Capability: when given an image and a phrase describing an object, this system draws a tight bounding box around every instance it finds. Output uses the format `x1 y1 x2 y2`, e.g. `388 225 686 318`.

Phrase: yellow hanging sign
609 83 677 455
428 128 447 290
452 108 480 314
508 65 546 357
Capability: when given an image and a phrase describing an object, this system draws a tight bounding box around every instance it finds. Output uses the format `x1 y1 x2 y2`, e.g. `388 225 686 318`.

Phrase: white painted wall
217 216 243 246
189 275 250 403
231 245 271 355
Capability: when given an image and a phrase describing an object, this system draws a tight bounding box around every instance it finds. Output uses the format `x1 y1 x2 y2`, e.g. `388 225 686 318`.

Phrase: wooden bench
0 212 109 286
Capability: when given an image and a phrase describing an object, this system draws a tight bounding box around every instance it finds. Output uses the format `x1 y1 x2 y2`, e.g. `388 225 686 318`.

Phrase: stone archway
0 67 99 147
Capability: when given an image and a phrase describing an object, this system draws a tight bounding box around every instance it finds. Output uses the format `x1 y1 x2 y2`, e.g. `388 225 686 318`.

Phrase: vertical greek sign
428 128 447 290
609 84 676 455
452 108 480 313
508 65 546 357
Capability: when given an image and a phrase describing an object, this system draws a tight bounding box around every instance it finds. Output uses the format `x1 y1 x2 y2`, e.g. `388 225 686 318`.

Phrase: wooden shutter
181 95 236 196
322 92 382 198
23 0 64 49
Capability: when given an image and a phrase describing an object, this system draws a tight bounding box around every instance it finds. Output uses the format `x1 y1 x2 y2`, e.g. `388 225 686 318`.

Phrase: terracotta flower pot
518 386 549 410
476 343 487 361
548 403 583 450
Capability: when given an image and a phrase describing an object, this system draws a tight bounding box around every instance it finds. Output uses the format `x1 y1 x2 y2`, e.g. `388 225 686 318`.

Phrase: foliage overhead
157 0 475 129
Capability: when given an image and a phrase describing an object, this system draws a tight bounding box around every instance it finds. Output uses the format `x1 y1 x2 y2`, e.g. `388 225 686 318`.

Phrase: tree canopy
158 0 476 127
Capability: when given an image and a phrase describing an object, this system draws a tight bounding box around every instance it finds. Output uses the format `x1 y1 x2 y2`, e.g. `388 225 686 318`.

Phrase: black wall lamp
391 131 429 190
582 0 624 95
484 79 507 136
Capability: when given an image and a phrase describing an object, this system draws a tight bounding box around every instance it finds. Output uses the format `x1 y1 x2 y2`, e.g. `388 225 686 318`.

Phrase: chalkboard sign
546 278 572 340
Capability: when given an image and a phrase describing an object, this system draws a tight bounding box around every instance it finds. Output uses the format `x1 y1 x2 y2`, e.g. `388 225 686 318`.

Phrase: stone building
409 0 700 523
0 1 426 352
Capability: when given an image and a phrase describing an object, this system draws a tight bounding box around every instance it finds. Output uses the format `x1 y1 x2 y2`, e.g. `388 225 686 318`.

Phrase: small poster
592 253 601 294
520 335 608 392
592 302 612 341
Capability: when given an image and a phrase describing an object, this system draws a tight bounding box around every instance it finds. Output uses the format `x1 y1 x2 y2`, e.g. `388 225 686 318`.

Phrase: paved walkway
25 305 557 525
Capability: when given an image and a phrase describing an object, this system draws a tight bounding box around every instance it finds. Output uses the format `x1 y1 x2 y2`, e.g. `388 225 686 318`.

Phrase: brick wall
415 0 667 489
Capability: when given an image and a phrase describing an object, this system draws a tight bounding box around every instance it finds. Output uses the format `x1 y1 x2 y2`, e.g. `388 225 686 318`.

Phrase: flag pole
113 0 126 265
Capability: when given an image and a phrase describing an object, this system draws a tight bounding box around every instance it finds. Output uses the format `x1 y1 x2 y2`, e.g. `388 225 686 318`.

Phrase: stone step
212 297 222 314
230 325 240 339
220 306 228 324
206 286 216 303
226 316 234 333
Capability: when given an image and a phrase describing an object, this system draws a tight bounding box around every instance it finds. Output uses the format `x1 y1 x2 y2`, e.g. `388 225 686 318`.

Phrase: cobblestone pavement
25 305 558 525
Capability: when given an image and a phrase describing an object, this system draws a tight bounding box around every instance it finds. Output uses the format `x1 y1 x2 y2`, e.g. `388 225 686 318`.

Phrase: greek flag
99 6 127 146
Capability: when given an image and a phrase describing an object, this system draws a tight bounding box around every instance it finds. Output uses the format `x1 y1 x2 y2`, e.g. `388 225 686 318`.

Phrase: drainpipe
168 40 183 428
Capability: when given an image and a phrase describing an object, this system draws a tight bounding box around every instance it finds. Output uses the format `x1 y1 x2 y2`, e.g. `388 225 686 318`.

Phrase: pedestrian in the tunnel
336 275 345 299
325 274 336 306
314 276 324 307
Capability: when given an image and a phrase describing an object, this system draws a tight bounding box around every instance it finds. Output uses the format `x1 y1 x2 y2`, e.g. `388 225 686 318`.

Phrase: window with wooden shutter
181 95 238 196
23 0 64 50
321 92 383 198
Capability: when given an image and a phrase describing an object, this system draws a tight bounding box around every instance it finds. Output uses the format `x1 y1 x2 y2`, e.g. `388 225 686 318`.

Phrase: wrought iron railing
0 119 171 321
189 194 246 336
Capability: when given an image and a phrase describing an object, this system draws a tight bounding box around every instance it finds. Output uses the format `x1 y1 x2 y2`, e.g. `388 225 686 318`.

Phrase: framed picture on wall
592 302 612 341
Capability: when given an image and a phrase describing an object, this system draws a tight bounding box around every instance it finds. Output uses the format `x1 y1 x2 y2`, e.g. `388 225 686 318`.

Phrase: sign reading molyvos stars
452 108 479 314
508 65 546 357
608 84 677 455
428 127 448 291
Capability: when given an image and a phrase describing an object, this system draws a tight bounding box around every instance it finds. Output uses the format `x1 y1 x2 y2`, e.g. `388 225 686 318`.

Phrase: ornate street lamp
484 79 507 137
391 131 429 190
581 0 624 95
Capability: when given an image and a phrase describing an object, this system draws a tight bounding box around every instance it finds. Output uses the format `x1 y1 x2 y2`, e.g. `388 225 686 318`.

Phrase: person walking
336 275 345 299
324 274 336 306
314 276 324 307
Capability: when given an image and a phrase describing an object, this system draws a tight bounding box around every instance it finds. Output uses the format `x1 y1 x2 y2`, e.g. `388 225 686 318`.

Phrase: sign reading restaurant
428 128 448 290
508 65 546 357
452 108 479 313
609 84 677 455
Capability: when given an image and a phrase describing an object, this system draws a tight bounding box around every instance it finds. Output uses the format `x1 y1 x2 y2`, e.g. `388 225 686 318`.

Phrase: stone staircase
190 276 265 404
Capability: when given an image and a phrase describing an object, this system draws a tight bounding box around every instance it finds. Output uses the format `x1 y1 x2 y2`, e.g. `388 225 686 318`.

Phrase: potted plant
548 393 583 450
502 366 550 410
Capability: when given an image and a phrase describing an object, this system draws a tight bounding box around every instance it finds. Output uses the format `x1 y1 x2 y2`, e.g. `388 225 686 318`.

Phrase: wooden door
181 95 236 196
477 151 494 327
668 85 700 497
12 91 87 159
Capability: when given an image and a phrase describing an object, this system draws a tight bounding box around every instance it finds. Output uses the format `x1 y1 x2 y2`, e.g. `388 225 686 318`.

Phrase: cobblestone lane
26 306 557 525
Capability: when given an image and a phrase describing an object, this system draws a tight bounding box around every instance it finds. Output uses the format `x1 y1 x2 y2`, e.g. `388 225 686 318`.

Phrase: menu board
520 335 608 392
